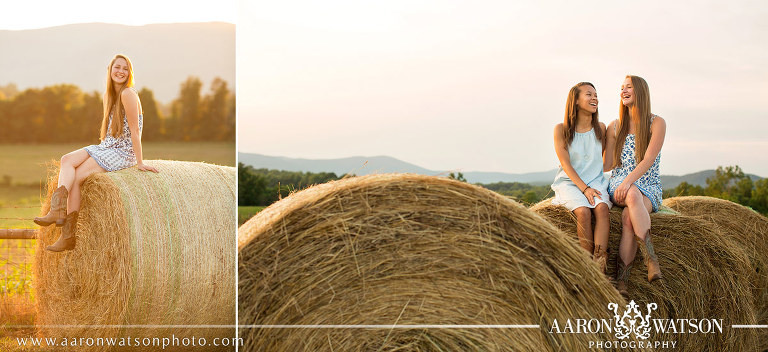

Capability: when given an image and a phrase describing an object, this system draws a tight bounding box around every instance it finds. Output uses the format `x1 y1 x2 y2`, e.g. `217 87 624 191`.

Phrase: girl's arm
554 124 601 205
603 121 616 172
620 116 665 186
122 89 159 173
614 116 666 202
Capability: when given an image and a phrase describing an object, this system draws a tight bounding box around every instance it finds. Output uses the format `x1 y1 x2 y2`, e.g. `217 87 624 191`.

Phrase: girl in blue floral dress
551 82 612 273
34 54 159 252
604 75 666 296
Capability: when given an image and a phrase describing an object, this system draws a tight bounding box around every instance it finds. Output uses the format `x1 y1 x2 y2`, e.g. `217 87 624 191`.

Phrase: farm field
0 142 235 186
239 206 266 226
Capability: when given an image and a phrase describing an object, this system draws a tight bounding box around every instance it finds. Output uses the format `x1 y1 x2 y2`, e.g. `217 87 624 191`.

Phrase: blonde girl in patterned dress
552 82 612 274
34 54 159 252
604 75 666 296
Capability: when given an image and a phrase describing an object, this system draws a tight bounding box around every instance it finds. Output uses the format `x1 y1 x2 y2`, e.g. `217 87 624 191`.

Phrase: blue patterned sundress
85 95 143 172
608 117 662 212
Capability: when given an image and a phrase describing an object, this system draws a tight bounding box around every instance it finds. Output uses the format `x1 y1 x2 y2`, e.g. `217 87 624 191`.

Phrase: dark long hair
562 82 603 149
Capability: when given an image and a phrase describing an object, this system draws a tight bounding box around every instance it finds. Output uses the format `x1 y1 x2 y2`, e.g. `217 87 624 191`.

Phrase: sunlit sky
0 0 235 30
238 0 768 176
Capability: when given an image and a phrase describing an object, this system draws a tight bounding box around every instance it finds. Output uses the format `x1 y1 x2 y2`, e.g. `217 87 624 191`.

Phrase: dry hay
664 196 768 349
239 174 647 352
530 198 759 351
34 160 236 351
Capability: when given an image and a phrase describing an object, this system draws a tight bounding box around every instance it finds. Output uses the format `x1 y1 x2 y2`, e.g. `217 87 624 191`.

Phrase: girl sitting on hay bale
34 54 159 252
551 82 612 274
604 75 666 295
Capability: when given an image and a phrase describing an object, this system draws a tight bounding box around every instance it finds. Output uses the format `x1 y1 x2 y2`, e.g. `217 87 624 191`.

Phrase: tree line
238 165 552 207
0 78 234 143
240 164 767 216
664 166 768 214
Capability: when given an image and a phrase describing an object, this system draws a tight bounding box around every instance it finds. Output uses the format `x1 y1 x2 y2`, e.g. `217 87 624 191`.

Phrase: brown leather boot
640 231 663 282
615 258 632 297
46 211 78 252
34 186 68 227
593 245 608 274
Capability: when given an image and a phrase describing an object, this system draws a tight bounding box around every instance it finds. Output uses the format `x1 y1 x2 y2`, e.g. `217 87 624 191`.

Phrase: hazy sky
0 0 235 30
238 0 768 176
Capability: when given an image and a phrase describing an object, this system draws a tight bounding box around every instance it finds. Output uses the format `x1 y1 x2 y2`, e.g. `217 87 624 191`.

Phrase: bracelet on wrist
582 186 589 194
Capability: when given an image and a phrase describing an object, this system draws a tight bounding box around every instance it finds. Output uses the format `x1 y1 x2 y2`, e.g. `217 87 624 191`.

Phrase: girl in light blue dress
605 75 666 296
552 82 611 273
34 54 159 252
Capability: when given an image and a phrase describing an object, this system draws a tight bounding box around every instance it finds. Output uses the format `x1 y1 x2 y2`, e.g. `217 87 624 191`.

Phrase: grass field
0 141 235 186
239 206 266 226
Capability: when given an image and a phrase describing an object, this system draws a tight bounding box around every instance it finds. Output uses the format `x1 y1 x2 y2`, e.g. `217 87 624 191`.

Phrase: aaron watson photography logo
549 300 724 349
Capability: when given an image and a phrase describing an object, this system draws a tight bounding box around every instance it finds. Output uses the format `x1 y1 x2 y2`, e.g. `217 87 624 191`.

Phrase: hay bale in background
530 198 759 351
239 174 645 351
34 160 236 351
664 196 768 350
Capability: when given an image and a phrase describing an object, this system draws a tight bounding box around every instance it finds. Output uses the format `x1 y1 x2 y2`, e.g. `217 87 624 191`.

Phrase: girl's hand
583 187 601 206
614 180 631 203
137 163 159 173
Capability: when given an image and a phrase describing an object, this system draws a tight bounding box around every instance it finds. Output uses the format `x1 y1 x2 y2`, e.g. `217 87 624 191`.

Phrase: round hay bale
530 198 759 351
239 174 646 351
34 160 236 351
664 196 768 349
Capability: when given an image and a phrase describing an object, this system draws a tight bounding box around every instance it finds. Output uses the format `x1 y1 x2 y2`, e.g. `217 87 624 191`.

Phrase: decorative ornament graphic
608 300 658 340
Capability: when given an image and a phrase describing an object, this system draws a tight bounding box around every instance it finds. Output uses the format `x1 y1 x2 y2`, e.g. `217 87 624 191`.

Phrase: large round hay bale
530 198 759 351
239 174 646 351
34 160 236 351
664 196 768 349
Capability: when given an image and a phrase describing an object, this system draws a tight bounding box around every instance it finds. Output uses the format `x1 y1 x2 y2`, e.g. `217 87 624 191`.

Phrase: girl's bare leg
573 207 594 253
593 202 610 251
58 149 90 191
619 208 638 265
68 157 106 213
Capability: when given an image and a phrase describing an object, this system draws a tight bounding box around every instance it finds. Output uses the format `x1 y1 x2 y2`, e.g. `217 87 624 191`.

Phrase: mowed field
0 142 234 347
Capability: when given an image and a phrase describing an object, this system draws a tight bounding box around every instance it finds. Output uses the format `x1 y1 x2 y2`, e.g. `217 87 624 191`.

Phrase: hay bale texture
663 196 768 349
239 174 647 352
530 198 759 351
34 160 236 351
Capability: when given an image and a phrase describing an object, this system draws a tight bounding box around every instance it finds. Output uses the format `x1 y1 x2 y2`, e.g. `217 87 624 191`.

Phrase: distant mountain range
0 22 235 102
239 153 764 189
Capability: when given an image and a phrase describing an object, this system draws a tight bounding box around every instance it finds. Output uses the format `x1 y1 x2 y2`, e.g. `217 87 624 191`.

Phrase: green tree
172 77 203 141
751 179 768 214
201 77 232 141
448 172 467 182
673 181 704 197
704 166 750 201
238 163 267 206
138 88 163 141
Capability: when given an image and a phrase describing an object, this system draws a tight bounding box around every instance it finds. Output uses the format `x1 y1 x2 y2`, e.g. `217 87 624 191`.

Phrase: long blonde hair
100 54 135 139
612 75 651 168
562 82 603 149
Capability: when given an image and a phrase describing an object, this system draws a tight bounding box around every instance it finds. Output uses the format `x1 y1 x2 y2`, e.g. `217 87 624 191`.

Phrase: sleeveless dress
84 94 143 172
551 128 612 211
608 117 662 212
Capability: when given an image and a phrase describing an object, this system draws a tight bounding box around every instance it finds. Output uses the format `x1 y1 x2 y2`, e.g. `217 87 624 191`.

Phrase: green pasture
239 206 266 226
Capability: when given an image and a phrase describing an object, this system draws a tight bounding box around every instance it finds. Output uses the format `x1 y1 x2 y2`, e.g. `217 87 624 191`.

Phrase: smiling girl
34 54 159 252
605 75 666 296
551 82 612 273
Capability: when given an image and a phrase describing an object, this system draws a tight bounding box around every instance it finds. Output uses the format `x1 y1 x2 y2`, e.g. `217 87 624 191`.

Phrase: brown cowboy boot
615 257 632 297
34 186 68 227
46 211 78 252
640 231 663 282
593 245 608 274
